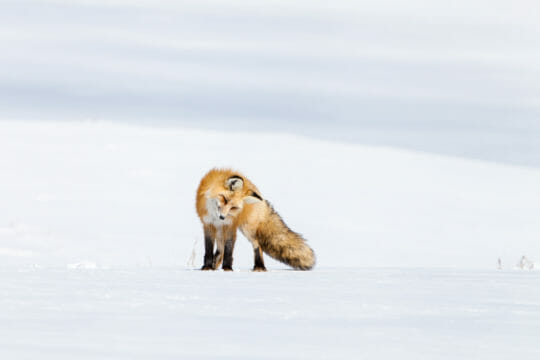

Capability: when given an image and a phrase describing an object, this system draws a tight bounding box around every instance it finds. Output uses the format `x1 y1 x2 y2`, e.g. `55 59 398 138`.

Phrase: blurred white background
1 0 539 268
2 0 539 166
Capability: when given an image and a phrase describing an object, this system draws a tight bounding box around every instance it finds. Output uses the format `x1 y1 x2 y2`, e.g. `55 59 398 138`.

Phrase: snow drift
0 120 539 269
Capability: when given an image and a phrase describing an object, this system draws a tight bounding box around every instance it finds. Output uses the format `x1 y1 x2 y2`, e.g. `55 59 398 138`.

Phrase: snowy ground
1 268 539 360
1 120 539 358
2 2 539 357
1 120 539 269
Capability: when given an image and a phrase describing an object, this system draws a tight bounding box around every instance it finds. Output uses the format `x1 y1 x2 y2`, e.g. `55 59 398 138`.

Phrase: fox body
196 168 315 271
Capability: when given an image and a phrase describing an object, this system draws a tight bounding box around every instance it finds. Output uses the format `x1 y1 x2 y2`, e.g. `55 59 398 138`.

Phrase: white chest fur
202 196 232 226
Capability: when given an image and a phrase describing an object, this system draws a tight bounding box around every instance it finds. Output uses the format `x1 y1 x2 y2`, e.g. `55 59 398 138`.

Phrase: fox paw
201 265 213 271
253 266 267 272
222 266 233 271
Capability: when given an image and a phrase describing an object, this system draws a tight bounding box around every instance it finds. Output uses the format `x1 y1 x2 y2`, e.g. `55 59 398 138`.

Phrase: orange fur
195 168 315 271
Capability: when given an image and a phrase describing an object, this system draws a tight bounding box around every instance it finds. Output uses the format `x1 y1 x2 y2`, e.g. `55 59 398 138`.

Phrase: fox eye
231 206 239 211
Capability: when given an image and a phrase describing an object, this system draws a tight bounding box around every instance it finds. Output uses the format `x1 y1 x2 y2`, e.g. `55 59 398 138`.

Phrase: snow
67 261 98 270
1 268 539 359
1 120 539 269
1 120 539 358
2 1 539 357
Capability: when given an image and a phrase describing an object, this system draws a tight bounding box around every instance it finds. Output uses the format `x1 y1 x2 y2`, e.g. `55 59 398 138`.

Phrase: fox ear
244 191 263 204
226 175 244 191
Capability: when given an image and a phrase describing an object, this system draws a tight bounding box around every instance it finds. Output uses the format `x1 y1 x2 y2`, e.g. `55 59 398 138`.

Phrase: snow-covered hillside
1 120 539 269
2 0 540 166
2 1 539 358
1 121 539 359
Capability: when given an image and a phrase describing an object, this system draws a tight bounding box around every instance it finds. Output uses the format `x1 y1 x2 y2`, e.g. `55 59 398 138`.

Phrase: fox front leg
201 225 215 270
222 229 237 271
212 238 224 270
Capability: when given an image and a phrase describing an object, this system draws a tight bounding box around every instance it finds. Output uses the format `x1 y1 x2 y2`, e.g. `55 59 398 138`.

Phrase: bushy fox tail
255 202 315 270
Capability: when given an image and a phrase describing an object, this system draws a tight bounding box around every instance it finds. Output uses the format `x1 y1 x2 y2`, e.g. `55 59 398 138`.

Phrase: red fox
195 168 315 271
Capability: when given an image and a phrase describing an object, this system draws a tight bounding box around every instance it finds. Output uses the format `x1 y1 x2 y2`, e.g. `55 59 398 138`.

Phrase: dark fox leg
213 237 225 270
212 248 221 269
222 229 237 271
201 225 215 270
241 229 267 272
253 246 266 272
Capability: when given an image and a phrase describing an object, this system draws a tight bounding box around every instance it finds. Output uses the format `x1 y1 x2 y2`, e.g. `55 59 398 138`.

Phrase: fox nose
219 215 225 220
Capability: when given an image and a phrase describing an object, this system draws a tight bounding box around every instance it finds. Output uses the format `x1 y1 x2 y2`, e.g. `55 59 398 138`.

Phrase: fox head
207 175 263 222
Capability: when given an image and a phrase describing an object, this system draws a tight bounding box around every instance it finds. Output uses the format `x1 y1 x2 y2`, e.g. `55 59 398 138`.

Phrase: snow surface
1 121 539 358
1 120 539 269
2 1 539 357
1 268 539 359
